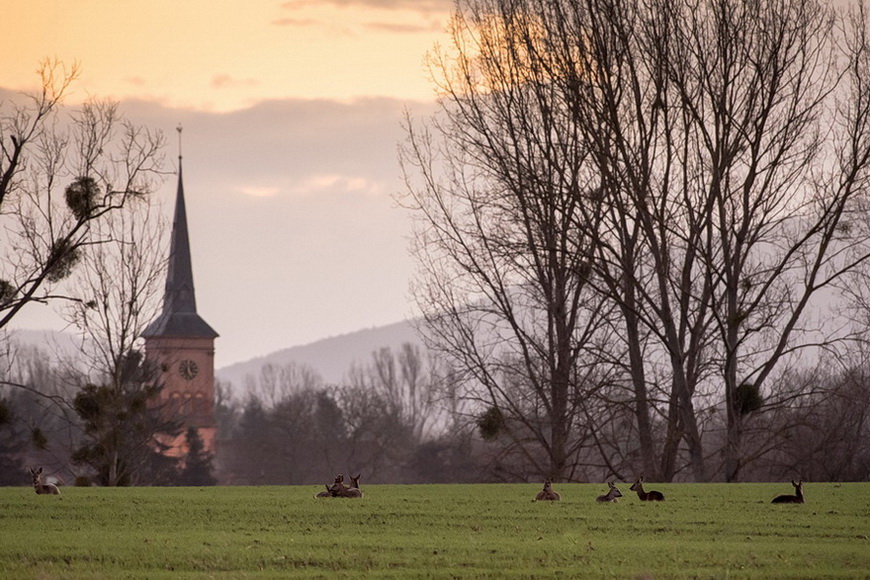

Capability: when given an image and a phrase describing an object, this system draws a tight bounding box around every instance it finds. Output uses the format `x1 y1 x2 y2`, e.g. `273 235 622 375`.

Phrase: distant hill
215 319 424 396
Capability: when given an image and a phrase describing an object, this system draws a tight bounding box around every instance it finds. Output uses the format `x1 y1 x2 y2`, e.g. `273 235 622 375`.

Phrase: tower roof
143 155 218 339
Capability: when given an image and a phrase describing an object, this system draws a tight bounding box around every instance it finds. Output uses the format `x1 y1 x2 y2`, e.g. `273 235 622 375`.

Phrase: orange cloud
125 76 147 87
272 17 318 27
364 19 443 34
282 0 450 15
281 0 453 12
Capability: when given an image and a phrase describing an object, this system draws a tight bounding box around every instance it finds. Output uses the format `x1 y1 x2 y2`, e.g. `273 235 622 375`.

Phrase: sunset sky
2 0 453 368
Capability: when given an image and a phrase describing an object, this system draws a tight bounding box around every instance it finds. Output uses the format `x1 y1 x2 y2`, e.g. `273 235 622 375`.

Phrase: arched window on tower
194 393 210 420
182 393 192 417
169 392 181 416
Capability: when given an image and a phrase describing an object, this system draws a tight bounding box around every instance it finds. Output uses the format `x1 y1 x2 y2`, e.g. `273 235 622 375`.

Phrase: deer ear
37 467 43 474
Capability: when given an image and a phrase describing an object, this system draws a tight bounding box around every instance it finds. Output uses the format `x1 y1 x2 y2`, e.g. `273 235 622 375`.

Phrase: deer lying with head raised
771 480 804 504
30 467 60 495
535 479 561 501
314 474 347 498
335 473 363 498
596 482 623 503
630 476 664 501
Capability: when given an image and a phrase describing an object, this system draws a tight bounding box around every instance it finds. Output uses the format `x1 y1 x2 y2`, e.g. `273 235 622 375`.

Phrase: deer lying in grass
535 479 561 501
771 480 804 504
335 474 363 498
630 476 664 501
314 474 347 498
596 482 623 503
30 467 60 495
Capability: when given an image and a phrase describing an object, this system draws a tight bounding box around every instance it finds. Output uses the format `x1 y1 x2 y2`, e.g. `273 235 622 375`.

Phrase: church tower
143 134 219 456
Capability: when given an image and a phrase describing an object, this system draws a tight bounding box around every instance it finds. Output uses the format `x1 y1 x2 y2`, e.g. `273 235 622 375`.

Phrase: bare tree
0 59 171 484
0 59 165 331
62 187 179 486
63 194 167 384
220 387 348 485
348 343 443 443
242 362 323 409
339 377 415 483
570 0 870 481
0 342 78 482
400 0 620 481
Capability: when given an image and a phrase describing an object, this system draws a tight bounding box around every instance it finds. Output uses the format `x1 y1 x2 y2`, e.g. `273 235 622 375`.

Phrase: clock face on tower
178 359 199 380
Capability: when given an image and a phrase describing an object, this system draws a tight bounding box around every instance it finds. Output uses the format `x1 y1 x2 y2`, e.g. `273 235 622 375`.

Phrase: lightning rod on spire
177 123 183 164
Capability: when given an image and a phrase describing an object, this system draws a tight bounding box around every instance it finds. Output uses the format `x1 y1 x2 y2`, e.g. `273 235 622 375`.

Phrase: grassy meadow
0 482 868 579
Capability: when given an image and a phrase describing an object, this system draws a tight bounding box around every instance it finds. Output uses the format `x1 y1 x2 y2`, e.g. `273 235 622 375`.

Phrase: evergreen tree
0 398 25 485
179 426 216 486
71 351 181 486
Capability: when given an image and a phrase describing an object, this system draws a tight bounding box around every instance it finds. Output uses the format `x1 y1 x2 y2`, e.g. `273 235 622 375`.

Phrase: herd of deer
28 466 804 504
535 476 806 504
534 476 662 502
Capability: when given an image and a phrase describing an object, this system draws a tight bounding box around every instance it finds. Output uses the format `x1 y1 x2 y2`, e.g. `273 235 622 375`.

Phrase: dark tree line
215 345 486 485
3 332 866 485
0 339 217 487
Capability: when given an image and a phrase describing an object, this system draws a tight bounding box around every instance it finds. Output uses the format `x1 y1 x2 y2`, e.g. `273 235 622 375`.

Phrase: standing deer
30 467 60 495
771 480 804 504
596 482 623 503
535 479 561 501
630 476 664 501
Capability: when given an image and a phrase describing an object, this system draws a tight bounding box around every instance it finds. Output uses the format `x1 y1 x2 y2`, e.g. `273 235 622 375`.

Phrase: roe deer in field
30 467 60 495
771 480 804 504
596 482 623 503
535 479 561 501
337 474 363 498
630 476 664 501
314 474 347 498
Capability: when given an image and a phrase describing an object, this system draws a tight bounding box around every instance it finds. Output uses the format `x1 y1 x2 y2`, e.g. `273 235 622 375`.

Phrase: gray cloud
2 84 440 366
105 94 438 366
119 96 431 188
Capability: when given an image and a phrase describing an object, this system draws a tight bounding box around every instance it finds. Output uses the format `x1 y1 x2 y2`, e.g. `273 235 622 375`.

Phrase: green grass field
0 482 868 579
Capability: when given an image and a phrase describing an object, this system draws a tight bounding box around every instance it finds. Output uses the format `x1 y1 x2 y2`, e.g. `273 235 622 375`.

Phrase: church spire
164 129 196 314
142 127 218 339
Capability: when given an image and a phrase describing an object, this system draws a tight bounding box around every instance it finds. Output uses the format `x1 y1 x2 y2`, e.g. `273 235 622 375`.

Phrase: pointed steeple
143 132 217 339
